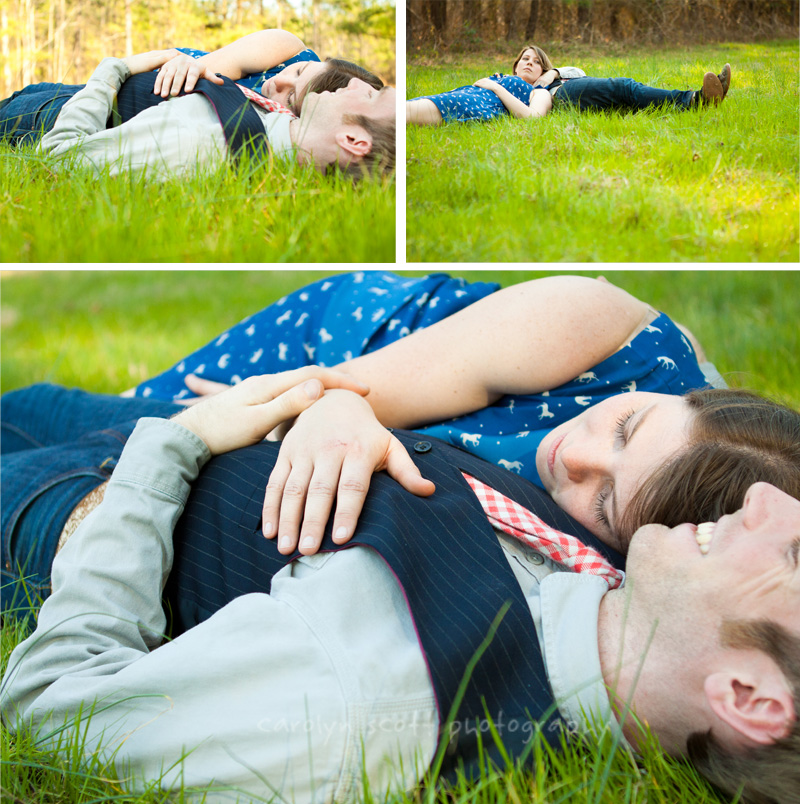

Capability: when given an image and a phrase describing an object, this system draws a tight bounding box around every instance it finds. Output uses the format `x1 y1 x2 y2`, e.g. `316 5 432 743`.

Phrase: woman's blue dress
409 74 535 122
134 272 709 489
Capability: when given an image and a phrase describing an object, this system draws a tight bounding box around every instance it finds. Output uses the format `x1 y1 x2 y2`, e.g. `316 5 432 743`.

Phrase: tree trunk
1 4 10 97
125 0 133 56
577 0 592 39
525 0 539 39
428 0 447 42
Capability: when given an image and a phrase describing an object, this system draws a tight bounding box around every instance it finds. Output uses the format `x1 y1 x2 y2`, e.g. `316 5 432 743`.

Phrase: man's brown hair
618 388 800 547
687 619 800 804
339 97 395 181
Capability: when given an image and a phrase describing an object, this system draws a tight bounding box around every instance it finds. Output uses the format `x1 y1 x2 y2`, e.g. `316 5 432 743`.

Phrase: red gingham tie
236 84 297 118
463 473 624 590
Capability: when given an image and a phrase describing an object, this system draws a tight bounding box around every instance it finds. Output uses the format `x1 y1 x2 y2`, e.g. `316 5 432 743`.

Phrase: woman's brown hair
304 58 384 98
617 388 800 546
511 45 554 75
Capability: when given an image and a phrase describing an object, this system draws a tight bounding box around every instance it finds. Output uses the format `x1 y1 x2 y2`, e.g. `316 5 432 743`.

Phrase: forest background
408 0 798 50
0 0 396 99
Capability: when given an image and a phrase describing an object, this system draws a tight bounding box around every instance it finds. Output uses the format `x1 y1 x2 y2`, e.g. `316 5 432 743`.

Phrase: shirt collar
260 111 294 161
538 571 629 746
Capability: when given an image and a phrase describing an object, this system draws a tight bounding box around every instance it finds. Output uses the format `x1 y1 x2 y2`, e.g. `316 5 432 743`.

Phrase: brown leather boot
695 72 724 106
718 63 732 98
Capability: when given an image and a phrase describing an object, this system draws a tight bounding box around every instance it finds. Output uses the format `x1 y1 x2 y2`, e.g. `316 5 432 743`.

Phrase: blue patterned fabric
418 313 708 488
410 74 536 122
134 272 709 489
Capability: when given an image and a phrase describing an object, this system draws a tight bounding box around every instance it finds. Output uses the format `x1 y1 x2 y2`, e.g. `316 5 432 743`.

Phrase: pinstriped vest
165 430 625 779
114 72 269 162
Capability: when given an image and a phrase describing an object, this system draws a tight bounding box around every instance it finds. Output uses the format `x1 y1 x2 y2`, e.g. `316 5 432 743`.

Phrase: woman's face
514 49 544 84
260 61 327 113
535 393 693 551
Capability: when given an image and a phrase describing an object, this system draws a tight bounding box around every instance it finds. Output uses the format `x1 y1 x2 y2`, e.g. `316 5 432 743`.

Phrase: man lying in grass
2 372 798 804
24 48 395 179
407 43 731 124
0 29 384 145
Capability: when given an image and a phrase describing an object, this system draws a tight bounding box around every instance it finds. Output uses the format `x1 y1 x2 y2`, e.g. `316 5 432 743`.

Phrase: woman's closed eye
594 409 636 530
614 409 635 446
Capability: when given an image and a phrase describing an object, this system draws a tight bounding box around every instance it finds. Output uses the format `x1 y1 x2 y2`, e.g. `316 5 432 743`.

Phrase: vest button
529 553 545 565
413 441 432 453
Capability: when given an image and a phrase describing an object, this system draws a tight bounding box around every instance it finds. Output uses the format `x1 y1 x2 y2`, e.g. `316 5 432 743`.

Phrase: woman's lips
547 435 564 477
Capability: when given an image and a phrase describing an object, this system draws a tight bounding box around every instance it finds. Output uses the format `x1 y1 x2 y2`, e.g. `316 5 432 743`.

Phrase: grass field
2 269 798 803
406 40 799 263
0 148 396 263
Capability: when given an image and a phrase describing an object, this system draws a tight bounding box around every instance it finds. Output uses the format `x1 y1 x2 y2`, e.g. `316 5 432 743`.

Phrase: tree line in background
408 0 799 50
0 0 394 98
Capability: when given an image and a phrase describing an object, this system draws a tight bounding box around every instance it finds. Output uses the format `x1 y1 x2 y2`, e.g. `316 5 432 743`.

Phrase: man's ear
335 127 372 158
705 666 795 746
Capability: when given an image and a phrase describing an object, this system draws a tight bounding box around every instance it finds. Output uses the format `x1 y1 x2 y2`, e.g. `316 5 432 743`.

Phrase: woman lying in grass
4 273 800 614
407 43 731 124
0 28 383 144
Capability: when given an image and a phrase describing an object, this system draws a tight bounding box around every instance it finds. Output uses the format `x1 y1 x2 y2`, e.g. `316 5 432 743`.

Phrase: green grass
0 147 395 263
407 40 799 263
2 269 798 803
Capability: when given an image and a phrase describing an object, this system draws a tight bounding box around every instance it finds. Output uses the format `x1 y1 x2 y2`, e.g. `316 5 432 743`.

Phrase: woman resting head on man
0 28 385 144
2 273 798 607
407 43 731 125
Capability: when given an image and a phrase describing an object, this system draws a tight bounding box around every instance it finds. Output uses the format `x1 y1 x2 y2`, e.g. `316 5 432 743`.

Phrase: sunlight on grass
407 39 799 262
0 143 395 263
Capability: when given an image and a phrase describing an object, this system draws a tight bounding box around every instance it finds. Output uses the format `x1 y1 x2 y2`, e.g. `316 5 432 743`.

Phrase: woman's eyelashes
614 409 635 446
594 410 636 530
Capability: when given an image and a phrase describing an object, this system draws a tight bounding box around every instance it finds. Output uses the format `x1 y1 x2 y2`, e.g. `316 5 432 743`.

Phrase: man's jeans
1 384 181 614
555 77 694 112
0 83 82 145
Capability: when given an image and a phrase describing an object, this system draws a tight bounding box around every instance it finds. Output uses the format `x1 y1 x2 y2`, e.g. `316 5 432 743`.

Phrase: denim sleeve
0 418 210 731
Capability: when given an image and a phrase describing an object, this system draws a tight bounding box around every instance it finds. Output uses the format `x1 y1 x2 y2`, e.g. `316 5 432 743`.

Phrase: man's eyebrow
609 404 655 535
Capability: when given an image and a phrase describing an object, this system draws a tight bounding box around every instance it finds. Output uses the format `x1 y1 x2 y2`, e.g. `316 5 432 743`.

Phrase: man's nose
742 481 799 530
346 77 370 92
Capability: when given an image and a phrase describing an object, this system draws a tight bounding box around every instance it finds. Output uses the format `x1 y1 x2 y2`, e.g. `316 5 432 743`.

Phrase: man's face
301 77 395 125
535 392 692 551
626 482 800 638
261 61 327 113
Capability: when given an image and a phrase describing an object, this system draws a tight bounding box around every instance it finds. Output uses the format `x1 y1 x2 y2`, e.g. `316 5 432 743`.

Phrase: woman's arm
153 29 306 96
265 276 654 554
473 77 552 119
341 275 650 429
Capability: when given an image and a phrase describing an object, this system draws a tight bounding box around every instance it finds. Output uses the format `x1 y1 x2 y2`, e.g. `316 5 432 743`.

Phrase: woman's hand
263 389 435 556
153 52 225 97
122 49 183 77
177 374 233 406
172 368 368 456
473 77 501 91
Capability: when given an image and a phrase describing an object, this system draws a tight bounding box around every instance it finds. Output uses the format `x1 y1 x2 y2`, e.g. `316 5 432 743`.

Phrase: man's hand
533 68 559 88
172 368 369 456
153 53 225 97
121 49 182 77
263 389 435 556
